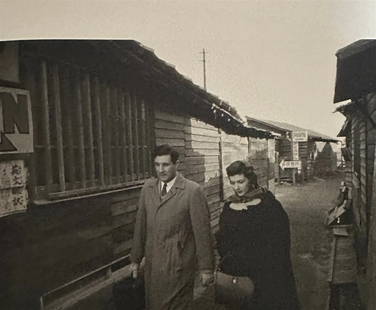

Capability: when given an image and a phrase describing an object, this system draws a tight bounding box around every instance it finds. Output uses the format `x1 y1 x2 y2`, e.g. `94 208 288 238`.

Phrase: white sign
0 87 33 154
292 131 308 142
292 141 299 160
280 159 301 170
0 160 28 217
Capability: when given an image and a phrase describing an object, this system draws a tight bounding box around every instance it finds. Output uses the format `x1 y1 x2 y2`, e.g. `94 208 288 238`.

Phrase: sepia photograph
0 1 375 309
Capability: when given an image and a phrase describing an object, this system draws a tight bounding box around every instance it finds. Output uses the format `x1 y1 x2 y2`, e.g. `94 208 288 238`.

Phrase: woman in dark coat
215 160 299 310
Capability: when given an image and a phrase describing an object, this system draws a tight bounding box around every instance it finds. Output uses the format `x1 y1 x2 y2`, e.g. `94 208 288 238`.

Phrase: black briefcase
112 277 145 310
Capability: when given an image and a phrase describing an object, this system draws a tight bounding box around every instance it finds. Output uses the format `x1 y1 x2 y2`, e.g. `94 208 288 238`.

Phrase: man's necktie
161 182 167 197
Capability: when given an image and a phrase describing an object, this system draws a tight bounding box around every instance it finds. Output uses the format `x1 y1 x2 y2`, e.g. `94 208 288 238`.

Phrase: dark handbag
214 253 255 305
112 277 145 310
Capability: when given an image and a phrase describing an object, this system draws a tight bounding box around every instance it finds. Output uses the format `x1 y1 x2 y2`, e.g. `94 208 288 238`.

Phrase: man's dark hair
153 144 179 163
226 160 258 187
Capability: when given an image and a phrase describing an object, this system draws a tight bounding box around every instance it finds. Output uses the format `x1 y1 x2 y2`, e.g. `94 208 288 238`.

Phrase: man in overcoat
130 144 214 309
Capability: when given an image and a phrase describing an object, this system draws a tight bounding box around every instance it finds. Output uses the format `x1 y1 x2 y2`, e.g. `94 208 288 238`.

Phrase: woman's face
229 173 250 197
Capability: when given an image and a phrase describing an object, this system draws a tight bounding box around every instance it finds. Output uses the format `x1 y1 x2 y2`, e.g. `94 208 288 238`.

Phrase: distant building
246 117 339 184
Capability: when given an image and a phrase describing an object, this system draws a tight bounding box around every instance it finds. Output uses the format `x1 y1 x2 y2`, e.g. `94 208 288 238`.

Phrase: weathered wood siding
366 92 376 310
278 137 292 180
248 137 275 192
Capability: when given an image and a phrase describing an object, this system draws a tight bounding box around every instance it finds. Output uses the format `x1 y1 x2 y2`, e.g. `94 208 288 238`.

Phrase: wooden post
112 87 121 184
104 86 112 184
52 64 66 192
133 94 140 180
140 99 147 180
62 67 76 188
74 70 86 188
40 61 53 190
126 92 134 181
83 74 95 186
119 91 128 183
23 62 38 198
93 77 105 186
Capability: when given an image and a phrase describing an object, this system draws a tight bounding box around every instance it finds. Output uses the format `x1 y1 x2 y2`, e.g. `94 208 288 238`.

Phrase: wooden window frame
21 56 155 202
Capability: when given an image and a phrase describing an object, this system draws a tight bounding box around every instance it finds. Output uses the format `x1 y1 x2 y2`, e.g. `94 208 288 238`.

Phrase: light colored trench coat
131 173 214 310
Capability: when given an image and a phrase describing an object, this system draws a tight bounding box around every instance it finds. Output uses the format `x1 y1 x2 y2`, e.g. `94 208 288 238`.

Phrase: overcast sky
1 0 375 137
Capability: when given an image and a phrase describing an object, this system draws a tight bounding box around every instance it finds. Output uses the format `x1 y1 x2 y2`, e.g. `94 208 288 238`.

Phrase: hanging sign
0 87 33 154
280 159 302 170
292 141 299 160
292 131 308 142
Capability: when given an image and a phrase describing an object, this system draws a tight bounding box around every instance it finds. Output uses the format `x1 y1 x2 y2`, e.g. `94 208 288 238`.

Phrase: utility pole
201 48 207 90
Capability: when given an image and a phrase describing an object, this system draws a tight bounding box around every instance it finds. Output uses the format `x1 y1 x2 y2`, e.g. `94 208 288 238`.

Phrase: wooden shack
334 39 376 310
0 40 272 309
247 117 339 184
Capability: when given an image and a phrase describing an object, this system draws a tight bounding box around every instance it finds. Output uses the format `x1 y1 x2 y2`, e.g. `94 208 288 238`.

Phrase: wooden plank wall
366 92 376 310
278 137 292 180
248 137 270 190
350 113 369 279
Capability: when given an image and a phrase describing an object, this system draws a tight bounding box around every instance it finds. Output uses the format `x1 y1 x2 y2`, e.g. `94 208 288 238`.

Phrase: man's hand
130 262 139 279
200 271 214 287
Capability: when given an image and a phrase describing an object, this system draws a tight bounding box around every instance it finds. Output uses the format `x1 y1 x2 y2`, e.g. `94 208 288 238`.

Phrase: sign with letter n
0 87 33 154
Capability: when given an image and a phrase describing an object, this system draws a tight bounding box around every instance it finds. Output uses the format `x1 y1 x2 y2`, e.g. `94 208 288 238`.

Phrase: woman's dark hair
226 160 258 187
153 144 179 163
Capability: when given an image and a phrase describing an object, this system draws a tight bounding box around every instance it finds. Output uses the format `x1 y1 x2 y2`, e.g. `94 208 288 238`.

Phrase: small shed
334 39 376 310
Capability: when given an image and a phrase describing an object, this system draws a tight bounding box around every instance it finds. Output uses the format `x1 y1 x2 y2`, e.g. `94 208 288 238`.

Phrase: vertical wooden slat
144 100 151 177
74 70 86 188
148 102 156 175
140 99 147 179
126 92 135 181
133 94 140 179
83 74 95 185
23 60 38 198
105 86 113 184
62 67 76 188
113 88 121 184
94 77 105 186
40 61 53 189
119 91 128 183
52 64 66 192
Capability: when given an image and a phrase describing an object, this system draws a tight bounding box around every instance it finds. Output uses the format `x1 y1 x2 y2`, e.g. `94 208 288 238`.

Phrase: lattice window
21 56 154 200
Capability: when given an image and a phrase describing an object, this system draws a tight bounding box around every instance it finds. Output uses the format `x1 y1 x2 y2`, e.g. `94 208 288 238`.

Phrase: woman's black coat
216 190 300 310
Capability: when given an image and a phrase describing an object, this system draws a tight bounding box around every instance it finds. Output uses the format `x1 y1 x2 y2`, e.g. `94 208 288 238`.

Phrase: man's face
154 154 178 182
